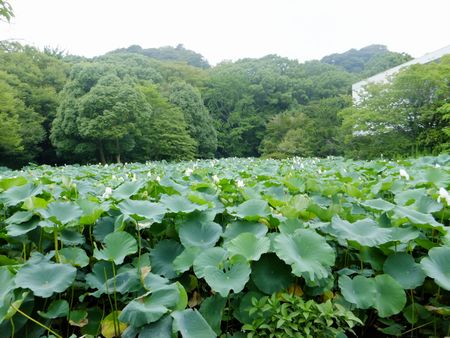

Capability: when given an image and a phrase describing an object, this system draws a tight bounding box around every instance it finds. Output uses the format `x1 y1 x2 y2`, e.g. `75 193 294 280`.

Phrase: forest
0 41 449 167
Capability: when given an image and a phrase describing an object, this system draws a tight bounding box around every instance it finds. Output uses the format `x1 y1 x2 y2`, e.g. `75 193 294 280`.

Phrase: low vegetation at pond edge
0 156 449 337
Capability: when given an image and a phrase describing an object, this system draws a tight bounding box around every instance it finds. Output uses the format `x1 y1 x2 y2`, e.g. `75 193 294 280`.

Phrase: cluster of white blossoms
102 187 113 199
399 169 410 180
438 187 450 205
236 179 245 188
185 168 193 176
212 175 219 183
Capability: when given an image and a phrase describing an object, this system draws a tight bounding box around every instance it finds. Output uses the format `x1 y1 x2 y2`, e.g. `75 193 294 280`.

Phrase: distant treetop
321 44 412 77
111 44 210 69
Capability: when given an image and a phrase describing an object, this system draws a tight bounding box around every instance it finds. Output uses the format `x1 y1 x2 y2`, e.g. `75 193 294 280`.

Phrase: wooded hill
1 42 448 167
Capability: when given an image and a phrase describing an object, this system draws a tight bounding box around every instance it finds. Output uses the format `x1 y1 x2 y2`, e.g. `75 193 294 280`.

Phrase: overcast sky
1 0 449 65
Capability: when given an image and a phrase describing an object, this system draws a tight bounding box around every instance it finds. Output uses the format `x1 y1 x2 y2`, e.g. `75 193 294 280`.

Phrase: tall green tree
204 55 353 157
139 85 197 160
0 42 69 164
260 96 350 158
0 73 45 167
166 81 217 158
51 64 153 163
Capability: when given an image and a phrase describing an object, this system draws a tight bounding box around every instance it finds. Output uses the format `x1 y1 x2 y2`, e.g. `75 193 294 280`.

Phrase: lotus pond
0 156 449 338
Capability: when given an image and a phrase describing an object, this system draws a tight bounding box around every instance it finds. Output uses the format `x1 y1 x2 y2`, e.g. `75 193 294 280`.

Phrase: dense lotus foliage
0 156 449 337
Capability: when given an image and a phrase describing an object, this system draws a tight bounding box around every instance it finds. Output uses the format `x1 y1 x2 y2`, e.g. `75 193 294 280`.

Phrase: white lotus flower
437 187 450 204
137 221 153 230
399 169 410 180
185 168 193 176
212 174 219 183
236 179 245 188
102 187 113 199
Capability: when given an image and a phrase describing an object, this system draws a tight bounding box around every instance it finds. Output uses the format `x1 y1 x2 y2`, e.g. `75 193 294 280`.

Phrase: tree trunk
115 138 121 163
98 141 106 164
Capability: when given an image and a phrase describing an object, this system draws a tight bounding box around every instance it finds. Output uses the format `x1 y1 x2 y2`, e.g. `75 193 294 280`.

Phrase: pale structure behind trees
352 45 450 103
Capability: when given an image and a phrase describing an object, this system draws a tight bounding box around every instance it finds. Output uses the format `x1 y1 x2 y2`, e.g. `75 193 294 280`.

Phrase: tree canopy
0 41 447 166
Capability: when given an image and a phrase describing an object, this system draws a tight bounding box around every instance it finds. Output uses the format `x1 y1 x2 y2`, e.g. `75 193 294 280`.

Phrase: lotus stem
11 304 62 338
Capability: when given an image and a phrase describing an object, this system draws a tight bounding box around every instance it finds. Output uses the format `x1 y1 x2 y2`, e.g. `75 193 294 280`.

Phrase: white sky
1 0 449 65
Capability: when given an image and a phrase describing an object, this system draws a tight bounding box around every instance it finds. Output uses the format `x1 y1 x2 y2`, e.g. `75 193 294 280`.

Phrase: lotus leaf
15 257 76 298
93 231 137 265
274 229 335 281
226 233 270 261
383 253 425 289
330 216 392 247
149 239 183 279
172 309 216 338
420 246 450 290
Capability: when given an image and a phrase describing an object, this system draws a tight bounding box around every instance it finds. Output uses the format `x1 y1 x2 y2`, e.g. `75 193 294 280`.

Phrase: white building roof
352 45 450 103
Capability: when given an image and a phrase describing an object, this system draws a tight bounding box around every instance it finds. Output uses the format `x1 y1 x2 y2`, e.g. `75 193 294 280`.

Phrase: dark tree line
0 42 448 167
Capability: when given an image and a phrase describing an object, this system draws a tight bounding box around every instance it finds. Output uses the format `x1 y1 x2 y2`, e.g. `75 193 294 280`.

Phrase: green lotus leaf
160 194 208 213
403 303 431 325
118 199 166 223
420 246 450 290
39 201 83 225
339 274 406 317
278 218 304 235
38 300 69 319
85 261 114 291
274 229 335 282
389 227 421 243
361 199 395 211
172 309 216 338
173 247 202 274
395 188 426 206
339 275 375 309
5 211 33 225
199 294 227 335
93 216 115 242
149 239 183 279
424 167 450 187
77 199 105 225
138 315 173 338
143 273 170 292
150 282 187 311
15 256 76 298
203 256 251 297
228 199 271 221
0 176 27 191
0 183 42 206
59 247 89 268
119 284 186 328
93 231 137 265
112 181 144 200
226 233 270 261
6 219 39 237
222 221 268 241
60 228 86 246
415 195 443 213
193 247 228 279
0 267 16 324
330 216 392 247
394 206 441 227
373 274 407 317
23 196 48 211
251 253 295 294
383 253 425 289
179 219 222 249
